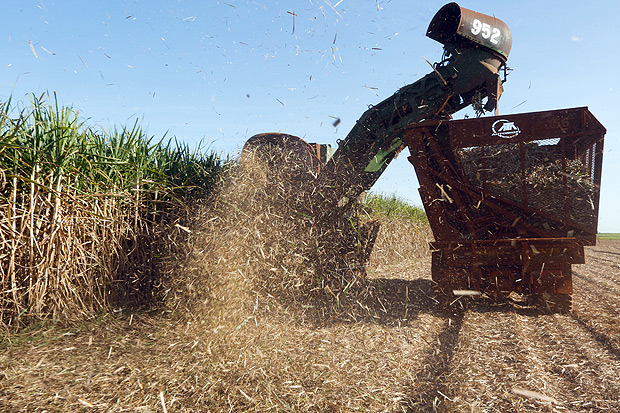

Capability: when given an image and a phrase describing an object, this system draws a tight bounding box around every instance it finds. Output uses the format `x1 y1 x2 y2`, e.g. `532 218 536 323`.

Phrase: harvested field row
1 161 618 413
570 240 620 354
440 311 620 411
440 244 620 412
571 287 620 356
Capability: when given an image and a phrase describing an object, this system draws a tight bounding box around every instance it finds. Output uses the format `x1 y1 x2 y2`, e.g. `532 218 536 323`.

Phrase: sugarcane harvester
243 3 605 312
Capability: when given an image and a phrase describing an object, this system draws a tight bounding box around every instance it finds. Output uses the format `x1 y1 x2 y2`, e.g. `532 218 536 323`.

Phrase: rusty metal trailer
402 107 606 311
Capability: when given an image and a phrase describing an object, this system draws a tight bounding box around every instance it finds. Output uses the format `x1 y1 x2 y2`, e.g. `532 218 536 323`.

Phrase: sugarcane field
2 1 620 412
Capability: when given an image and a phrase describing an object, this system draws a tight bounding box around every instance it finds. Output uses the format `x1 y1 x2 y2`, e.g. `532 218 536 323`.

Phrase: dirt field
1 241 619 412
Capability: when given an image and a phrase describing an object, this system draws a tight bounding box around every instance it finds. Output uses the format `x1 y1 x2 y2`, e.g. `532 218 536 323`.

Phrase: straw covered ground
1 157 619 412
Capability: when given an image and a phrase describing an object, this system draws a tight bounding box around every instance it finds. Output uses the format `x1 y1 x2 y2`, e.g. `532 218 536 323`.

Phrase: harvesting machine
243 3 605 312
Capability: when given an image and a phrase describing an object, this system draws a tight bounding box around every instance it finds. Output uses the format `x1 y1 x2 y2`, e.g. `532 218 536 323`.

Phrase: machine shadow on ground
288 275 557 329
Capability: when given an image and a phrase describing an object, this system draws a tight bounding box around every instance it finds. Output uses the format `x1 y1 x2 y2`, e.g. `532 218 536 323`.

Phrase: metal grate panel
457 138 597 229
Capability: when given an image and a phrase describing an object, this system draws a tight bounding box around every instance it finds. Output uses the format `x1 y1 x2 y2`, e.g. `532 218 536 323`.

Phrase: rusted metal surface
403 107 606 309
444 106 606 148
403 107 605 244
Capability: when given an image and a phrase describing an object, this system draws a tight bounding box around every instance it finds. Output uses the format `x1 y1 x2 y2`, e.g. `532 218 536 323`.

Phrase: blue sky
2 0 619 232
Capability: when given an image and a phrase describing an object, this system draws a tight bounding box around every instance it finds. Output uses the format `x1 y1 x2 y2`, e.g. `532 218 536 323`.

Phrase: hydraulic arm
314 3 512 211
